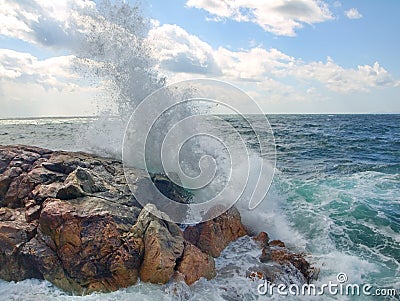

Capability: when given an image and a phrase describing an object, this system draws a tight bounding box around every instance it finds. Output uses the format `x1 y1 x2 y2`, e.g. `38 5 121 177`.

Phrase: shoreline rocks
0 145 315 295
248 231 318 284
183 206 247 257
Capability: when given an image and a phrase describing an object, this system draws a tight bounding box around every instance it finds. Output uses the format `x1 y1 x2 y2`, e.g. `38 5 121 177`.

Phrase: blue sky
0 0 399 117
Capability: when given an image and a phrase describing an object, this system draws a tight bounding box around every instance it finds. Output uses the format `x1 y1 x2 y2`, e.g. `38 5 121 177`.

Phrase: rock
3 173 35 208
0 207 39 281
108 235 144 289
41 152 86 174
183 206 247 257
19 233 82 293
253 231 269 248
271 249 314 282
140 220 183 284
56 167 98 200
25 204 41 222
269 240 285 248
0 208 37 256
247 235 316 285
259 246 272 263
31 182 64 202
132 204 184 284
246 265 282 282
176 242 216 285
151 173 191 204
39 198 144 293
0 145 264 294
0 145 150 294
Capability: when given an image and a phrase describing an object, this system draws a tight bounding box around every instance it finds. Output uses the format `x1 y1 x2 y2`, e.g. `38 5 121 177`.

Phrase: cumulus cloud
288 57 397 93
150 24 399 96
148 24 221 75
0 0 94 50
0 49 79 90
0 49 106 117
186 0 333 36
345 8 363 19
0 1 397 115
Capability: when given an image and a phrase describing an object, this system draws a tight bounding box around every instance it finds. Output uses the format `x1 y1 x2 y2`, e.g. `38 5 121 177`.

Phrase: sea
0 114 398 300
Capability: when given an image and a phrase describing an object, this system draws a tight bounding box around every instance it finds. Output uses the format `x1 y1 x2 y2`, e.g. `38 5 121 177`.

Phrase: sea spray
71 0 165 157
62 0 278 225
122 79 276 224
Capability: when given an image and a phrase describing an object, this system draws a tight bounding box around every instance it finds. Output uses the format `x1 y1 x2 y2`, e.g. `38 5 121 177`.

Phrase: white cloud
0 1 397 115
147 24 221 75
186 0 333 36
0 0 94 49
345 8 363 19
288 57 397 93
149 24 399 98
0 49 109 118
0 49 79 90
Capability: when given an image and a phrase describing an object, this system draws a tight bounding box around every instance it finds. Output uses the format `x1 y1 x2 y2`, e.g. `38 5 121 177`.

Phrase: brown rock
0 167 23 205
271 249 312 281
0 208 36 256
0 146 230 293
41 152 85 174
183 206 247 257
0 148 16 173
177 242 216 285
56 167 98 200
109 235 144 288
253 231 269 248
27 166 64 185
3 173 35 208
134 205 184 284
0 207 39 281
31 182 64 202
19 233 82 293
269 240 285 248
38 198 144 293
25 205 41 222
246 265 282 283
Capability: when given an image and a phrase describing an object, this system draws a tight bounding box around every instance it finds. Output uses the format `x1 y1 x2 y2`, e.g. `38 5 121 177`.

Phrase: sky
0 0 399 117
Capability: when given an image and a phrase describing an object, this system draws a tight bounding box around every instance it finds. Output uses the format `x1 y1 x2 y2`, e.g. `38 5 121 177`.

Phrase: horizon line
1 112 399 120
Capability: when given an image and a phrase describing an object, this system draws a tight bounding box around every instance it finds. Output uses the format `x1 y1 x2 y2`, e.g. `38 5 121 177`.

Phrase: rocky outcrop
38 198 144 293
0 145 315 294
0 145 223 294
247 232 318 285
130 204 185 284
183 206 247 257
176 241 216 285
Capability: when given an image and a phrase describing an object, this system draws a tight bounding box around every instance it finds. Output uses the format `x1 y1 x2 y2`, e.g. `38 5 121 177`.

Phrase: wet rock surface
183 206 248 257
0 146 220 293
0 145 315 294
247 232 318 285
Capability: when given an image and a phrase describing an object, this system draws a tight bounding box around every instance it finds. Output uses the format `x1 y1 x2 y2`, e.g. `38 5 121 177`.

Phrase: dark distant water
0 114 398 300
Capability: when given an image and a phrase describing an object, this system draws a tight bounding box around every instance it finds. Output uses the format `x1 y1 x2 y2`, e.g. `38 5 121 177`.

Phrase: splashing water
71 1 277 224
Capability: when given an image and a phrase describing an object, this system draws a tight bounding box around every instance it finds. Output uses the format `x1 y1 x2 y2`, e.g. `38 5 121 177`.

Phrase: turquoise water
269 115 399 299
0 114 398 300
